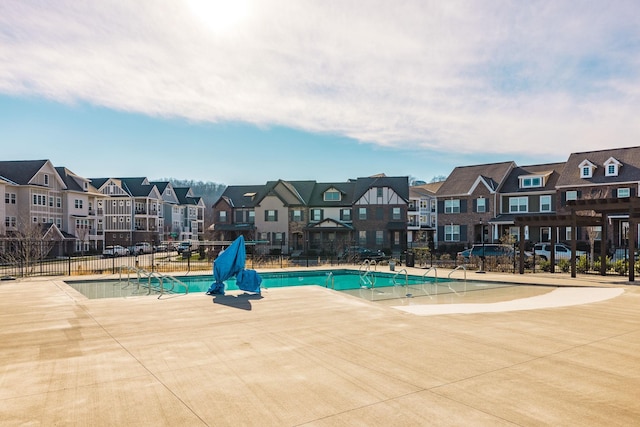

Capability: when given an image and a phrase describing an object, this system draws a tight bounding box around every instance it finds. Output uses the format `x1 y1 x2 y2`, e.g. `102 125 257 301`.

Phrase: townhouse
555 147 640 252
211 175 409 256
493 162 565 244
434 146 640 256
435 161 514 249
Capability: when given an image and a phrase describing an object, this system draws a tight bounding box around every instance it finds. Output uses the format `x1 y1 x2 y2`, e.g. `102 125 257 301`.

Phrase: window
394 231 400 245
520 176 542 188
566 191 578 201
392 207 401 220
49 196 54 207
5 193 16 204
540 195 551 212
376 230 383 245
265 210 277 221
324 189 341 201
358 230 367 245
579 160 595 178
618 188 630 198
509 197 528 213
444 225 460 242
292 210 302 222
604 157 621 176
274 232 283 244
5 216 16 227
341 209 351 221
260 232 268 241
219 211 227 222
43 174 49 186
248 211 255 223
74 199 83 209
376 188 383 198
311 209 322 221
477 198 486 213
444 199 460 214
358 208 367 220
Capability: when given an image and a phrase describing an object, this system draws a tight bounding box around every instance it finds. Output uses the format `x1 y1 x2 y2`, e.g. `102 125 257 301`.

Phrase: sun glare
187 0 249 35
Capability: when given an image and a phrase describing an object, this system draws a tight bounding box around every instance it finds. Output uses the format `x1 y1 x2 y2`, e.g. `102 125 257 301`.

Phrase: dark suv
340 246 387 262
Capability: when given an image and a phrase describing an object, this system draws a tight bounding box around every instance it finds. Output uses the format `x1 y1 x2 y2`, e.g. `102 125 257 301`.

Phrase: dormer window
43 174 49 186
604 157 622 177
324 188 341 201
579 160 596 179
519 175 543 188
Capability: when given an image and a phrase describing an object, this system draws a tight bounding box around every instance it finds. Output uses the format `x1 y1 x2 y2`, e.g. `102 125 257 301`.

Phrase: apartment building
408 182 441 248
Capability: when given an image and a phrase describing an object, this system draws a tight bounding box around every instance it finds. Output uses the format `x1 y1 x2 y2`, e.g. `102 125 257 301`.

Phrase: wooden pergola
514 197 640 281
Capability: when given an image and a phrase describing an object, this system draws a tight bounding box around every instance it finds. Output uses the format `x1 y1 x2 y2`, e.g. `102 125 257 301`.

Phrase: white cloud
1 0 639 158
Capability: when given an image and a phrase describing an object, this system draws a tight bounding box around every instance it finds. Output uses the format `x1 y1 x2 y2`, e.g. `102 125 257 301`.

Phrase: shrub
557 259 570 273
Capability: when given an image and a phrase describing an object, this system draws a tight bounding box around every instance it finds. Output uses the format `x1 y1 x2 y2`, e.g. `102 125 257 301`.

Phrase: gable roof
352 176 409 202
308 181 355 206
436 161 515 196
556 146 640 187
215 185 268 208
174 187 203 206
410 181 443 198
0 159 63 187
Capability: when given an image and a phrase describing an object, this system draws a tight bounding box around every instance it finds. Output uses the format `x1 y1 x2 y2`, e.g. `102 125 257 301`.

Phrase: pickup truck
533 243 586 261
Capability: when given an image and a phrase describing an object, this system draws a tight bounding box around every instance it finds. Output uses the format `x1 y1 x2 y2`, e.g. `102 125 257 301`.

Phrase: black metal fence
0 250 364 279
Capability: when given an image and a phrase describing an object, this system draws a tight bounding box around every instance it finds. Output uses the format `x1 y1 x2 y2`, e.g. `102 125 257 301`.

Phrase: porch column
550 226 557 273
570 211 577 278
600 213 608 276
629 216 636 282
518 224 525 274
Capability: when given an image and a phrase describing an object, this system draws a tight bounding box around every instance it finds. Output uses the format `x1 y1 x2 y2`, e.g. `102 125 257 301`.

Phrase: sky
1 0 639 186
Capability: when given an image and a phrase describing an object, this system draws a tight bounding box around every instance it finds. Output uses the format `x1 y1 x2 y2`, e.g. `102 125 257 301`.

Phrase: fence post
68 255 72 276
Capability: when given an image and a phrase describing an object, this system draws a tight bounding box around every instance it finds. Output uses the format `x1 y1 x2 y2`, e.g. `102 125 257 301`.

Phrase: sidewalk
1 271 639 425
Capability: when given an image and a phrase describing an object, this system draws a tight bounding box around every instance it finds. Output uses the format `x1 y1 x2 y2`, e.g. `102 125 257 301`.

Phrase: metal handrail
393 268 411 297
421 267 438 298
447 265 467 280
324 272 334 289
118 266 188 298
446 266 467 296
359 260 376 288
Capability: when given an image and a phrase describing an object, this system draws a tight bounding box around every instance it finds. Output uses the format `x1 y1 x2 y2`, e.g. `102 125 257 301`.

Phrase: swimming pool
65 269 546 302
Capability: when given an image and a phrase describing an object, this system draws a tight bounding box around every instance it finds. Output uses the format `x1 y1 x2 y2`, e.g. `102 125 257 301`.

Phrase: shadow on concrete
212 293 263 310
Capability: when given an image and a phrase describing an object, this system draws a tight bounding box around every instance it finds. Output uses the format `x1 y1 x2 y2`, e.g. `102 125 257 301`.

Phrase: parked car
533 243 586 261
176 242 192 254
102 245 129 257
131 242 153 255
339 246 387 262
458 244 532 261
155 243 177 252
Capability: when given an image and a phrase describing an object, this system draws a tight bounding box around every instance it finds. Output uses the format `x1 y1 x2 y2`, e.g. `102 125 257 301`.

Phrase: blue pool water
65 269 526 300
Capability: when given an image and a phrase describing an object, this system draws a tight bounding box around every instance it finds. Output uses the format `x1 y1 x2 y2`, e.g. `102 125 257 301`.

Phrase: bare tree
0 217 58 275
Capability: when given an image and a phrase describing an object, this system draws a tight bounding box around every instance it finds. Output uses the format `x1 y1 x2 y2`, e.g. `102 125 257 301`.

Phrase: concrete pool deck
2 267 640 425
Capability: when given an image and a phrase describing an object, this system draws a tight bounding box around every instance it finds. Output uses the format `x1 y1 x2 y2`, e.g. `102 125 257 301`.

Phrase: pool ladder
119 266 189 298
359 260 377 288
324 272 335 289
446 266 467 296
